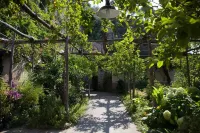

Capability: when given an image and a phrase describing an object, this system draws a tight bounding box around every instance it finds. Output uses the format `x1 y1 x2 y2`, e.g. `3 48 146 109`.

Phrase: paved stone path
2 92 140 133
66 92 140 133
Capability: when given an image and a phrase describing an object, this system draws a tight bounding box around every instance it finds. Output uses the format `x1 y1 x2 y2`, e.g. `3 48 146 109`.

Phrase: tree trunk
31 44 34 71
88 79 91 98
132 59 136 98
9 34 15 87
64 37 69 117
102 31 107 53
129 73 131 99
162 65 171 85
186 50 191 86
148 40 154 88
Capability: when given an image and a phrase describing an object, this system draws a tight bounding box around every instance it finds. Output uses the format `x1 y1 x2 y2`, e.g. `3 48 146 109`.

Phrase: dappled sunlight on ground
66 91 140 133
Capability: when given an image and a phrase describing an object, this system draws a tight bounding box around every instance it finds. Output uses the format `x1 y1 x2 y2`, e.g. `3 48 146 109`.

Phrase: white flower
177 117 184 126
163 110 171 120
167 92 174 98
175 87 186 96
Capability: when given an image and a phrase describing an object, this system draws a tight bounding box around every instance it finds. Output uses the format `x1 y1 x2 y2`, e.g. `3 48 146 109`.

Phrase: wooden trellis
1 1 200 114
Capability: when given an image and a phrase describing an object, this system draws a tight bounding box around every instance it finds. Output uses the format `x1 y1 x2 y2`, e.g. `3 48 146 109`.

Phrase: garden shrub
69 87 83 107
0 78 12 129
172 71 188 87
135 80 148 90
69 98 88 124
0 77 88 130
144 86 200 133
9 81 44 127
17 81 85 129
35 93 66 129
187 87 200 101
194 81 200 89
122 90 150 133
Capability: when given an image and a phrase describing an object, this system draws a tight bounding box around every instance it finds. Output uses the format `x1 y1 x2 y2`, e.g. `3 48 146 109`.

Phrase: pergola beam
15 2 53 30
6 2 200 54
1 38 200 46
0 20 35 40
187 45 200 52
0 38 65 45
15 1 65 38
70 52 104 55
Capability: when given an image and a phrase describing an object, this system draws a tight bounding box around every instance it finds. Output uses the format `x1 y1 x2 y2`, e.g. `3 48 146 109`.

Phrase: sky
89 0 160 8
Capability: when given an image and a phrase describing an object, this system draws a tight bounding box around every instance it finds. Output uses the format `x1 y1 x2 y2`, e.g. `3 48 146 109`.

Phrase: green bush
8 81 44 127
35 93 66 128
69 98 88 124
17 81 66 129
0 77 88 130
187 87 200 101
144 86 200 133
122 91 150 133
0 78 12 129
135 80 148 90
172 71 188 87
69 84 83 107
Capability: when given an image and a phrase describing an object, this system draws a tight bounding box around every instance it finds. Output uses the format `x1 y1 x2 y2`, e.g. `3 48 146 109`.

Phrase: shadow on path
67 91 140 133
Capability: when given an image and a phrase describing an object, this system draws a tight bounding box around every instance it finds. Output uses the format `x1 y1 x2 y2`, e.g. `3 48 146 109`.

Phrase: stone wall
1 53 25 84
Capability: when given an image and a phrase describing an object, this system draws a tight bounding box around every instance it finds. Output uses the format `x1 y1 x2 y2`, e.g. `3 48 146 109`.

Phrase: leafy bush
0 77 88 130
194 81 200 89
135 80 148 90
187 87 200 101
69 98 88 124
35 93 66 129
0 78 12 129
122 90 150 133
16 81 84 129
144 86 200 133
69 85 83 106
172 71 188 87
8 81 44 127
152 86 164 106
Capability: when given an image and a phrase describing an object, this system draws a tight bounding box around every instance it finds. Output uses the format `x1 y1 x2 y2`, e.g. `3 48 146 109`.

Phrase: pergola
1 1 200 114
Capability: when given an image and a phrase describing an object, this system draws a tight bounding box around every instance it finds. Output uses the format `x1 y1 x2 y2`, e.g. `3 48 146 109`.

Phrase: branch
20 4 53 30
0 32 9 39
187 46 200 52
70 52 104 55
0 38 9 42
0 20 35 40
14 2 158 54
0 38 157 45
15 1 65 38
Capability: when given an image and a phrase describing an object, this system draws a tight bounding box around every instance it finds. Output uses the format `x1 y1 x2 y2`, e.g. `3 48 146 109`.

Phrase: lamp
97 0 119 19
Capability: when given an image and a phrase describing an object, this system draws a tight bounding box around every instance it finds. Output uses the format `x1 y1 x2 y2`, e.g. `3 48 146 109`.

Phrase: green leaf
159 0 168 7
161 17 174 25
157 29 166 40
189 18 198 24
149 63 154 68
145 25 153 33
157 61 164 68
129 36 134 42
